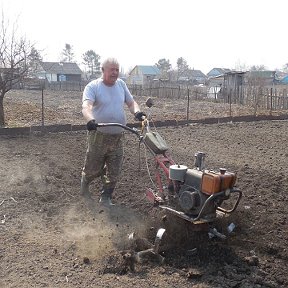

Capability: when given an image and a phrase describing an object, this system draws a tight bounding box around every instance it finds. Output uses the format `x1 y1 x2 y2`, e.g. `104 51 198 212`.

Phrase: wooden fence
45 81 88 91
128 84 288 112
128 84 207 100
21 79 288 112
243 86 288 111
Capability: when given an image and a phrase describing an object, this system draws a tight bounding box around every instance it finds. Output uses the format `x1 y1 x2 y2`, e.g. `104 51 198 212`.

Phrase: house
189 69 207 85
279 75 288 84
127 65 160 85
207 68 231 78
38 62 82 82
275 72 288 85
177 69 207 85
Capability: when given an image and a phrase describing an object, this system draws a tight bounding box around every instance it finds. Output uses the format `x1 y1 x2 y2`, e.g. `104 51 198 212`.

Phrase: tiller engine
143 130 242 225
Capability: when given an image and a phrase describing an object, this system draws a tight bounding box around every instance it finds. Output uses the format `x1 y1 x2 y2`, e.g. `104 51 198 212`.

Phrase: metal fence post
41 87 45 129
187 88 190 122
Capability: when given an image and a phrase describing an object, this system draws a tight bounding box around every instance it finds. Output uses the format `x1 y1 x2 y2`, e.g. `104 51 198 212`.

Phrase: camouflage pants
82 130 124 190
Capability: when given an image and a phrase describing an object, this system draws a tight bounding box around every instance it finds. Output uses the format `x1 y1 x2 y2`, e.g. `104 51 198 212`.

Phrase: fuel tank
201 169 236 195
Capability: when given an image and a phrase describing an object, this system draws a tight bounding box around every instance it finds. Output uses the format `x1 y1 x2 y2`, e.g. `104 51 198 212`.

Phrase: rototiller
95 98 242 253
136 98 242 228
143 126 242 226
95 97 242 226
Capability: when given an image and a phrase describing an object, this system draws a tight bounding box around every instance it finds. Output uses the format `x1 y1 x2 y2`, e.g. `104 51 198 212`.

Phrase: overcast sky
1 0 287 73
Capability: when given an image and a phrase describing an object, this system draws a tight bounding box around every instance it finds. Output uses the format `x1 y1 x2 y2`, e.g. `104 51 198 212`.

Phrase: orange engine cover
201 170 236 195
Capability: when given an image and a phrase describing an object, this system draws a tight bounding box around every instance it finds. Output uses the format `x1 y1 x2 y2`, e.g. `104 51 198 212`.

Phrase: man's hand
86 119 98 131
134 111 146 121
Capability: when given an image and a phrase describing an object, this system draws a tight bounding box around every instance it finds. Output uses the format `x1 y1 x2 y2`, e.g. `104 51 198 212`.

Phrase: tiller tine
127 228 166 265
146 188 164 205
135 228 166 264
153 228 166 254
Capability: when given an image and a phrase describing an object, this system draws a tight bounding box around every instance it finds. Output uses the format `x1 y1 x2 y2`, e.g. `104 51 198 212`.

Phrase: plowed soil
1 89 288 288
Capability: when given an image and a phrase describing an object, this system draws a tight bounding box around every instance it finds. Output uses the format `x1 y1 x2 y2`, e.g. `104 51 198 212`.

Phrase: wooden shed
38 62 82 82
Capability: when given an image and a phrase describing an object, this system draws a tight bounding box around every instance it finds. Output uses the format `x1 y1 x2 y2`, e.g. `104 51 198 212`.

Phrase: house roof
135 65 160 75
280 75 288 84
40 62 82 75
189 69 207 78
207 68 231 77
214 68 231 74
275 72 288 82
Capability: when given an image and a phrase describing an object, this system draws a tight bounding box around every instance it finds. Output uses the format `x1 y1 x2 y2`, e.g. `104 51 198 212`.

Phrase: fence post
284 89 287 109
229 88 232 117
41 87 45 129
187 88 190 122
270 87 273 114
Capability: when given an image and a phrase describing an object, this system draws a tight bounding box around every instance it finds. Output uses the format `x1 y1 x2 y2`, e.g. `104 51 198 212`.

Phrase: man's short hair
102 57 119 69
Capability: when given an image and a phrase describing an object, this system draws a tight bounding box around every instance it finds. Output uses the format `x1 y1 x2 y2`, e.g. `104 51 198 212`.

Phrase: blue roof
280 75 288 84
137 65 160 75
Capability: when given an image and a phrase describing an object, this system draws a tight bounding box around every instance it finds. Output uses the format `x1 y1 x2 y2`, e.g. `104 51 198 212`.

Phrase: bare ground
0 89 288 288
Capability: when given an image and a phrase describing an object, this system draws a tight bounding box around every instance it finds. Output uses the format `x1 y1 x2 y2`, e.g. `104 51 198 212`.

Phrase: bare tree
234 60 249 72
249 64 267 71
0 14 34 126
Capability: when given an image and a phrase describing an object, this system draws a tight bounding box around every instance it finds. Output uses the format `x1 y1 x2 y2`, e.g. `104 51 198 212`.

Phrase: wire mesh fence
5 80 288 130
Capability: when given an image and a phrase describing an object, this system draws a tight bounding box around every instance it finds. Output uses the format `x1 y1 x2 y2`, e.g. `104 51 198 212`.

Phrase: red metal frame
154 153 175 195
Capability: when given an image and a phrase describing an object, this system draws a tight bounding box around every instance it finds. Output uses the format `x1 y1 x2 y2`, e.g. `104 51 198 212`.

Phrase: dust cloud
62 204 148 260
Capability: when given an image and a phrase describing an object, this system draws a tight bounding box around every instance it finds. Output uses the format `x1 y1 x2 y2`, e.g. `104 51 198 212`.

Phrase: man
81 57 145 206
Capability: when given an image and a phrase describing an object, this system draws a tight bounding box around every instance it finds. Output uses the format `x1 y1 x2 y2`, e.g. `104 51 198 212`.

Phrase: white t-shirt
82 78 134 134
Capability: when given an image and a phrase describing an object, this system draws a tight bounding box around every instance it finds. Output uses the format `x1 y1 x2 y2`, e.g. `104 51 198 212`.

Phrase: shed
222 71 245 103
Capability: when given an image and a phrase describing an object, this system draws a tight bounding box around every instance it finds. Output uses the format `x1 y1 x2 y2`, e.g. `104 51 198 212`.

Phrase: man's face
102 63 119 86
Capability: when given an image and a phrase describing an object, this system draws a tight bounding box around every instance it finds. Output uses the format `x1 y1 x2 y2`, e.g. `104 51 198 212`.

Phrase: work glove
134 111 146 121
86 119 98 131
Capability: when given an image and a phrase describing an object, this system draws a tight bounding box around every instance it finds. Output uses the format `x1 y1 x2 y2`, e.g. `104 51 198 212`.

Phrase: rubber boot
80 174 91 197
99 188 115 206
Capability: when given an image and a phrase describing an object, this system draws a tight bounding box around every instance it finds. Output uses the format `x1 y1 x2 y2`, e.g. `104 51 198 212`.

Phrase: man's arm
82 100 95 122
82 100 99 131
127 100 140 115
127 100 147 121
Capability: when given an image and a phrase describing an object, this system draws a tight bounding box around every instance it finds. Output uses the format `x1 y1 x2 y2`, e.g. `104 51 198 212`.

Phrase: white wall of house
45 73 57 82
127 75 143 85
127 66 160 85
